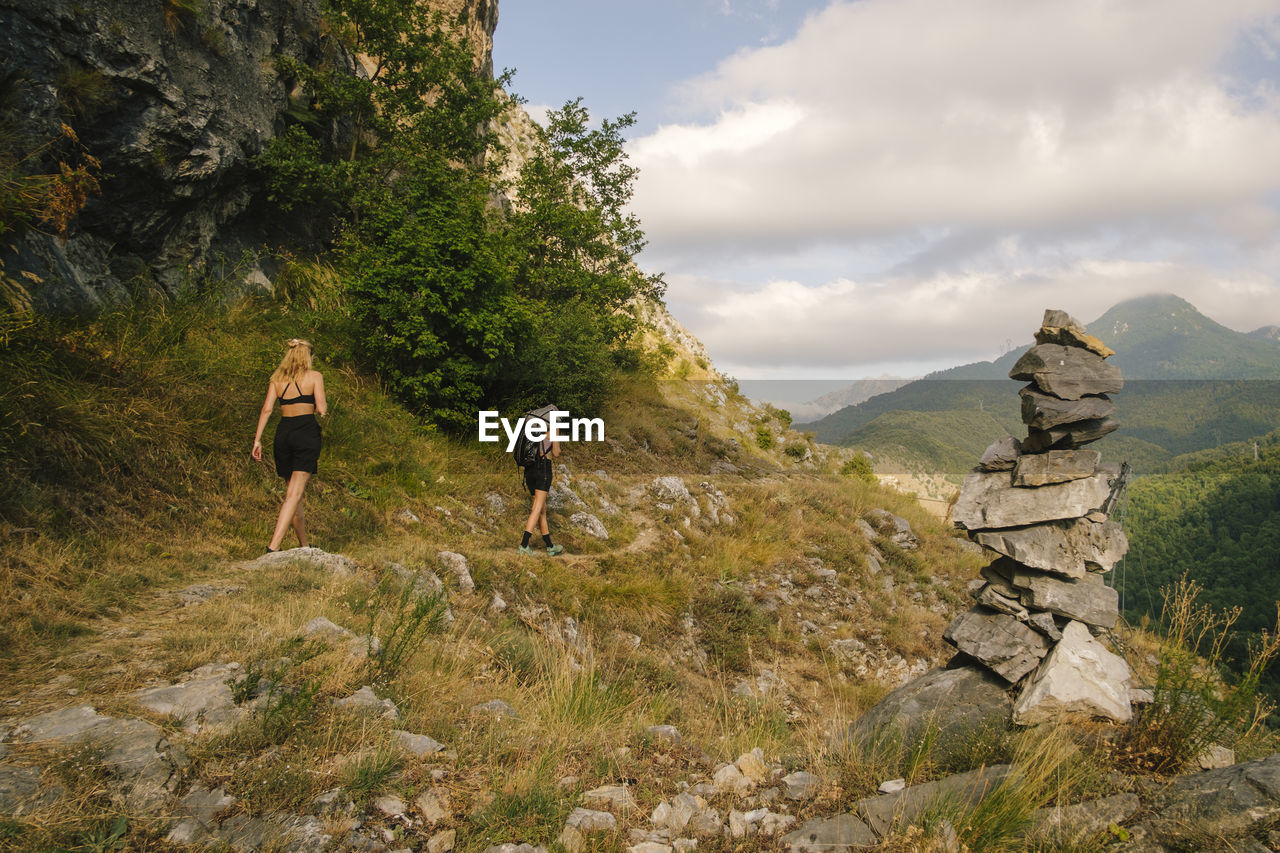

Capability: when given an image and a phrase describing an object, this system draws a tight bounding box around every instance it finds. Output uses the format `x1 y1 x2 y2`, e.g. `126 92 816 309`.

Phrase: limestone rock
0 764 41 816
866 509 918 550
1011 448 1101 486
428 829 457 853
1034 309 1115 358
650 477 692 503
471 699 517 718
1198 745 1236 771
975 584 1029 618
646 724 682 745
249 547 357 575
736 749 770 784
1019 387 1116 430
392 730 445 757
854 764 1013 836
438 551 475 593
130 662 244 734
942 608 1051 682
416 789 450 825
1013 621 1132 724
1009 344 1123 400
714 763 754 797
1022 417 1120 452
844 664 1013 750
569 512 609 540
973 517 1129 578
1142 753 1280 843
782 771 821 800
1029 793 1139 844
583 784 637 813
1026 611 1063 642
952 467 1113 530
169 583 244 607
782 814 877 851
978 435 1021 471
1011 569 1119 629
548 481 587 511
333 686 399 720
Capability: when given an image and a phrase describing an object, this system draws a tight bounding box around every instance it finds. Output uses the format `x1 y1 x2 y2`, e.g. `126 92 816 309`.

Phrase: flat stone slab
854 764 1013 836
1022 417 1120 452
1012 449 1101 486
1009 344 1123 400
12 706 178 813
246 547 357 575
0 764 42 815
782 813 877 850
943 607 1050 682
1030 793 1139 844
1011 568 1119 629
953 467 1114 530
973 517 1128 578
1143 754 1280 843
1020 387 1115 430
130 662 244 733
1014 621 1133 725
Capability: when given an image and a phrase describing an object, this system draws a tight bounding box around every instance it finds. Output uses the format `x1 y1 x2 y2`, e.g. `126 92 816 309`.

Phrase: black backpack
512 405 557 468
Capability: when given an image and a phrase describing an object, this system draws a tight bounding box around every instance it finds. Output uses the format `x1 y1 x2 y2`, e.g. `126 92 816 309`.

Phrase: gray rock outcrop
943 309 1132 723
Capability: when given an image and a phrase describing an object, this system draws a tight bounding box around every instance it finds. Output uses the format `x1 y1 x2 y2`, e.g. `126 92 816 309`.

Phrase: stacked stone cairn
945 309 1134 725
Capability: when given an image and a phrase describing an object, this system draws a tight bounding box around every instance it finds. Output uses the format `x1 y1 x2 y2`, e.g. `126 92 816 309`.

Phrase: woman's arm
251 382 275 460
313 372 327 417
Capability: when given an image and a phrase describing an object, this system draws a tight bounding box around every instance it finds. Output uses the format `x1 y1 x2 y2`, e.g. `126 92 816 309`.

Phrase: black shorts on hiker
524 458 552 494
274 413 321 478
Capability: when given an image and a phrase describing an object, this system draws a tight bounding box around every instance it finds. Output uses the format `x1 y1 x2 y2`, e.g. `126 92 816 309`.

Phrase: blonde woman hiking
251 338 327 553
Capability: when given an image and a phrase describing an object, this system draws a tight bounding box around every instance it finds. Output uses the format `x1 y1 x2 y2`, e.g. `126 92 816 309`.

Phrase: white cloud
628 0 1280 376
630 0 1280 254
669 261 1280 377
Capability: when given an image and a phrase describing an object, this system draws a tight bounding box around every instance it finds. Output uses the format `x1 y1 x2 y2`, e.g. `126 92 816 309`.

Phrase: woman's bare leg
524 490 548 534
538 504 550 536
269 471 311 551
291 494 308 547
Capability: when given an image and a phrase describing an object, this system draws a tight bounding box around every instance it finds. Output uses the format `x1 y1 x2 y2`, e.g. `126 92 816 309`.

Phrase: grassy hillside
0 282 1005 850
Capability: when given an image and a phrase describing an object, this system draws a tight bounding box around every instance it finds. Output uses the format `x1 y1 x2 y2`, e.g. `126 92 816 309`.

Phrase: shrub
350 568 449 686
784 443 807 460
841 454 877 483
755 425 774 450
1115 575 1279 774
692 587 771 674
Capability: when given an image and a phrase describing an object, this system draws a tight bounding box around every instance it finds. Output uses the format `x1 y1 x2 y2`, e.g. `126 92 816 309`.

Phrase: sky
494 0 1280 387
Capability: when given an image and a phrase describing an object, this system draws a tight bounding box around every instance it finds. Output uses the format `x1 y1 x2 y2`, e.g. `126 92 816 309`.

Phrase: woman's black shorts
524 459 552 494
274 414 322 478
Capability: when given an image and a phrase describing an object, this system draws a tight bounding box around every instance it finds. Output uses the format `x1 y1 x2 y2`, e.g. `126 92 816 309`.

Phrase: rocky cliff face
0 0 498 313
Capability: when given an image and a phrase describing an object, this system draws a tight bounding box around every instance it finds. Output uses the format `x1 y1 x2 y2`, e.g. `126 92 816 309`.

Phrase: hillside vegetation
0 280 1000 850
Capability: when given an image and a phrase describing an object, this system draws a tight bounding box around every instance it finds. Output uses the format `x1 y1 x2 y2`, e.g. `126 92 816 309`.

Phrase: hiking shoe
546 544 564 556
518 545 537 556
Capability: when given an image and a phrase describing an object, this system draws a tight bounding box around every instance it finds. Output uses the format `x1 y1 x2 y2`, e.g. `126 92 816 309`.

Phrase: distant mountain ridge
799 294 1280 478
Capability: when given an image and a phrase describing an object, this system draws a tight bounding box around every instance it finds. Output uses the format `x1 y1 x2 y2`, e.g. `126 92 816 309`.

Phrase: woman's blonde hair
270 338 314 386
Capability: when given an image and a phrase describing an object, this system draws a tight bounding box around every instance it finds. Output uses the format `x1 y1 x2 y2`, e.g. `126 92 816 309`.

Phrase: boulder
1013 621 1133 724
942 608 1051 682
1019 387 1115 431
558 808 617 853
1009 344 1123 400
248 547 357 575
1011 449 1101 486
392 730 445 757
583 785 637 813
975 584 1029 618
1026 611 1063 642
1022 418 1120 452
782 771 821 800
1141 754 1280 843
1034 309 1115 358
333 687 399 720
972 518 1129 578
866 509 918 550
952 467 1114 530
978 435 1021 471
843 665 1013 751
1011 569 1119 629
569 512 609 540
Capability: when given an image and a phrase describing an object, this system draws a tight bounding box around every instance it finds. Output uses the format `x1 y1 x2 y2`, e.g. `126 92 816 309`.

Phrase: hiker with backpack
515 405 564 556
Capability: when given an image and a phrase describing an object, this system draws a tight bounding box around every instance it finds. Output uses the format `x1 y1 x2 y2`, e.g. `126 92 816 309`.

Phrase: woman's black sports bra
279 380 315 406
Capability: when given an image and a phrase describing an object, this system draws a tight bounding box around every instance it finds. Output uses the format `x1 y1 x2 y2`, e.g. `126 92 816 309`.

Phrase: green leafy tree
496 99 664 414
